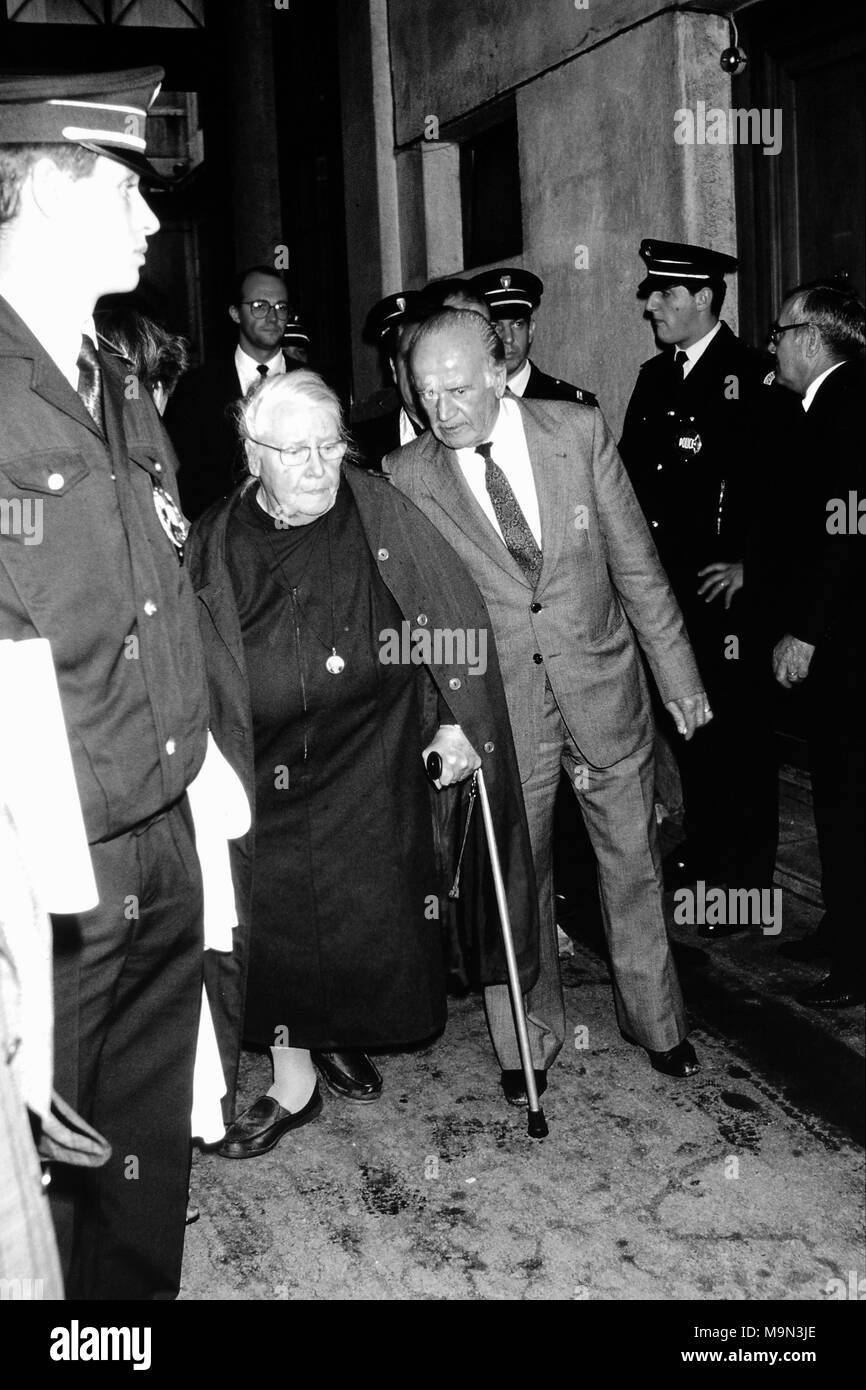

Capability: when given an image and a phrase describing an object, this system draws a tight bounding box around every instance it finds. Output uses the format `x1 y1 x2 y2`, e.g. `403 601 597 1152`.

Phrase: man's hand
422 725 482 788
665 692 713 741
697 560 744 610
772 634 816 689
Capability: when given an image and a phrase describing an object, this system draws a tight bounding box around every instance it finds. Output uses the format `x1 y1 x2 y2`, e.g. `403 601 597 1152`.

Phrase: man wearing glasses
166 264 299 520
769 280 865 1008
618 240 782 922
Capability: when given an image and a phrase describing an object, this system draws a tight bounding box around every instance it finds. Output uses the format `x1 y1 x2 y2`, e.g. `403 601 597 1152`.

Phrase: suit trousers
49 798 203 1300
807 664 866 982
484 680 687 1069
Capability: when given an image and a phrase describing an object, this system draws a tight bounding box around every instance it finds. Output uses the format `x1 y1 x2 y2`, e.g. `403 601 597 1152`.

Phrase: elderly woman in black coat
186 369 536 1158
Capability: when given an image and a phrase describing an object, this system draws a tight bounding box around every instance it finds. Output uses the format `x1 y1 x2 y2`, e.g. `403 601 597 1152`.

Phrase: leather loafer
646 1039 701 1077
500 1068 548 1107
623 1033 700 1078
311 1049 382 1103
217 1087 322 1159
797 975 864 1009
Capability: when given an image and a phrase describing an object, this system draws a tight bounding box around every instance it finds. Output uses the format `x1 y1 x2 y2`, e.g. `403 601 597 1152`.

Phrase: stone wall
339 0 740 428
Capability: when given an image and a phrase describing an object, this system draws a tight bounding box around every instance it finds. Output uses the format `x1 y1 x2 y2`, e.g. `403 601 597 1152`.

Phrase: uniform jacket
351 406 401 472
0 296 208 843
165 350 298 521
520 361 598 407
384 397 701 778
186 468 540 1107
618 320 771 591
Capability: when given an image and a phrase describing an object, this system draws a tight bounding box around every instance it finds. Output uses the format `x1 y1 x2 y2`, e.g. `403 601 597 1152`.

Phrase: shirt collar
455 395 516 463
234 344 286 385
507 359 532 397
0 281 96 390
680 320 721 366
802 361 844 411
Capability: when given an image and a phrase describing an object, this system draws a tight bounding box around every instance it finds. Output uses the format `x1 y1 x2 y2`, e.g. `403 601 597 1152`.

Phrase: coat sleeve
591 407 704 701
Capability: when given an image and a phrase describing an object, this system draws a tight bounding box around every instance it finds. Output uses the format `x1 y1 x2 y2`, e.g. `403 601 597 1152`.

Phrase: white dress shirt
399 406 422 445
234 344 287 395
507 359 532 397
677 320 722 378
802 361 844 412
455 396 542 547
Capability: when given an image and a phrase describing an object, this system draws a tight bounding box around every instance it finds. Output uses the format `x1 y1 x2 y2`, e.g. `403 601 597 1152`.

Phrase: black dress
224 483 445 1050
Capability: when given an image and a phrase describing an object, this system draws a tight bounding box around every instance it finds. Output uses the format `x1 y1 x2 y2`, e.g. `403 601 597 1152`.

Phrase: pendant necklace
262 492 346 675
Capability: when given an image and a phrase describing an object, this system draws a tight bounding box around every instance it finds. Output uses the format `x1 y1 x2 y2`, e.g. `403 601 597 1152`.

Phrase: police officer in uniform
618 240 779 904
0 69 209 1299
282 311 311 364
472 267 598 406
353 291 428 470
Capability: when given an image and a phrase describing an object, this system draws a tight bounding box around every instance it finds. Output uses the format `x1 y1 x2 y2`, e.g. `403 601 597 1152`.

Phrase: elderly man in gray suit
384 309 711 1104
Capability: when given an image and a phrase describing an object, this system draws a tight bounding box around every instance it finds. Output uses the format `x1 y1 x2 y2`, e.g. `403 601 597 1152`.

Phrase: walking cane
426 754 549 1139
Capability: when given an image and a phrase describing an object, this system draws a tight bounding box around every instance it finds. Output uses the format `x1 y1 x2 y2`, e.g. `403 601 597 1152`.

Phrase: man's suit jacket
783 360 865 689
384 397 701 779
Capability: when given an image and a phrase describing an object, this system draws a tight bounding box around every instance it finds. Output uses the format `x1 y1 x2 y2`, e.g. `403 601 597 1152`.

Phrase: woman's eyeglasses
246 436 348 466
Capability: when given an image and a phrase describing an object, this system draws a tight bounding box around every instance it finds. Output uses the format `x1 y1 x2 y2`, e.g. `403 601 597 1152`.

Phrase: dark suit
0 295 209 1299
619 321 780 887
165 351 297 521
386 398 701 1067
519 360 598 407
783 361 865 982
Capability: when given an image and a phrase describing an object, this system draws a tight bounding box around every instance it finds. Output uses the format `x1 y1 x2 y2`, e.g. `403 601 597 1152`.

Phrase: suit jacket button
532 653 543 664
483 741 494 753
448 677 461 690
416 613 428 626
530 602 542 613
377 548 389 561
47 472 64 490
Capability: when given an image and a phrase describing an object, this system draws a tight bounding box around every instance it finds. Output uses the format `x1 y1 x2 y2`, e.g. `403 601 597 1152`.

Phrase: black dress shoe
217 1087 322 1159
797 975 864 1009
311 1050 382 1103
500 1069 548 1107
779 933 833 963
623 1033 700 1078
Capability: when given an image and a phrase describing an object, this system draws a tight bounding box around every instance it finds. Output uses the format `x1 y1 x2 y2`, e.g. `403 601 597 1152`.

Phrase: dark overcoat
186 467 539 1110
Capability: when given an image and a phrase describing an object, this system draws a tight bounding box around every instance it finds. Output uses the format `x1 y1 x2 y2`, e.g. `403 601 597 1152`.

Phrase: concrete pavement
180 769 864 1301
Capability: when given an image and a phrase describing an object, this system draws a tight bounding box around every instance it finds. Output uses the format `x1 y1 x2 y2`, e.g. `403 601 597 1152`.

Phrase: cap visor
78 142 172 188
